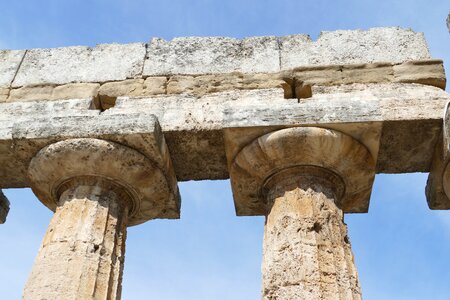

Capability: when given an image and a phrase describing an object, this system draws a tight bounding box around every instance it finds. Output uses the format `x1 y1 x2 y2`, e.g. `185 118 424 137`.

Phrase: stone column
23 182 129 300
23 138 180 300
262 167 360 299
228 127 376 299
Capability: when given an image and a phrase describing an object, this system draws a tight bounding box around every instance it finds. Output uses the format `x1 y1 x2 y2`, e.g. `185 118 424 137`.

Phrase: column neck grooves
262 165 346 212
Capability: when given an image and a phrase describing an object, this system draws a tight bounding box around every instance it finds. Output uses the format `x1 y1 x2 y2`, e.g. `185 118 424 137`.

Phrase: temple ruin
0 27 448 299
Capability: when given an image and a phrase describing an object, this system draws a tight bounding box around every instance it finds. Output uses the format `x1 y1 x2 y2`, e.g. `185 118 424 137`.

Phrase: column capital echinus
228 127 376 216
28 137 179 226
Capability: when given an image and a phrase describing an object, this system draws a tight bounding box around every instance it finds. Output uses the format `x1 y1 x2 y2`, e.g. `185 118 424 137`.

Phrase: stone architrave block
12 43 146 87
143 36 280 76
0 50 25 88
280 27 431 69
11 112 180 222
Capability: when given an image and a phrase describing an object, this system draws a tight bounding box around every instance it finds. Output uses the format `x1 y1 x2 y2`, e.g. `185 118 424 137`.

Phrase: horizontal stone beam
0 28 432 103
1 83 447 189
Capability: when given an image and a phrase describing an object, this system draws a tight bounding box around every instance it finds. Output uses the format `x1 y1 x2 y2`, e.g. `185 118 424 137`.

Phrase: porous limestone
226 128 369 298
143 36 280 76
13 43 146 87
0 50 25 88
280 27 431 69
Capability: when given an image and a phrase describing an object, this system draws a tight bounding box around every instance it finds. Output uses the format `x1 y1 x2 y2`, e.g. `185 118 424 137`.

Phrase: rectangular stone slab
0 50 25 88
0 83 449 188
12 43 146 87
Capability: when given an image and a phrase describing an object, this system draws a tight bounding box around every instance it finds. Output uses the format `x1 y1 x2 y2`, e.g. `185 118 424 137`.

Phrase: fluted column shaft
23 183 128 300
262 169 361 300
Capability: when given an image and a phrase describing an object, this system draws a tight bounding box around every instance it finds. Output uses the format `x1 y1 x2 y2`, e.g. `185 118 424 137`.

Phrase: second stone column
228 127 376 299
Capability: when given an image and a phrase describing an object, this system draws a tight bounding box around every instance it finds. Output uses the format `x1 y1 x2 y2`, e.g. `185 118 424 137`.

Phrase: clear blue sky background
0 1 449 299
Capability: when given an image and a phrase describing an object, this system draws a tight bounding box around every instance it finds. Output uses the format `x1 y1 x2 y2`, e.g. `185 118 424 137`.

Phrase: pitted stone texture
281 27 431 69
17 127 179 223
262 177 361 299
143 36 280 75
0 190 9 224
0 98 97 188
23 185 128 300
13 43 146 87
7 83 101 102
0 50 25 88
227 127 376 215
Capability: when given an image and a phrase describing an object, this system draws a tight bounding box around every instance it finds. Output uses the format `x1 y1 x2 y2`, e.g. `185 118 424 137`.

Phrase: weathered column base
23 182 128 300
262 167 361 299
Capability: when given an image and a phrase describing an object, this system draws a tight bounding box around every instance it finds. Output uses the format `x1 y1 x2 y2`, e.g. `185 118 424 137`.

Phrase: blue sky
0 1 449 299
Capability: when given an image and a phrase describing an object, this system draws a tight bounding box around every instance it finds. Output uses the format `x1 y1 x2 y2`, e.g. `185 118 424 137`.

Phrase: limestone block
0 190 9 224
0 50 25 88
166 73 288 97
8 85 55 102
98 78 167 109
281 27 431 69
0 88 9 102
143 36 280 76
393 60 446 89
12 43 146 87
52 83 100 100
223 83 449 174
8 83 100 102
11 113 180 222
106 89 293 181
0 98 98 188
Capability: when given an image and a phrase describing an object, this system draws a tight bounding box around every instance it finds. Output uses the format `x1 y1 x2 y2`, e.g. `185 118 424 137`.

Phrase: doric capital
28 138 179 226
228 127 376 215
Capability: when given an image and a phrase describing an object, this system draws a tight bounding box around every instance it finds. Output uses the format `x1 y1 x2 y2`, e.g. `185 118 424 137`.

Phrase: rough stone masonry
0 27 449 299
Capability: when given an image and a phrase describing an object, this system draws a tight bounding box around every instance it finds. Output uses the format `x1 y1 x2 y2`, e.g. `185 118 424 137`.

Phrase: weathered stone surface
0 88 9 102
224 84 449 174
11 114 180 221
7 83 99 102
0 50 25 88
98 77 167 109
23 184 128 300
143 36 280 75
0 98 97 187
0 190 9 224
262 171 361 299
13 43 146 87
286 59 445 91
166 73 289 97
1 82 447 188
8 85 54 102
106 89 294 181
281 27 431 69
227 127 376 215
